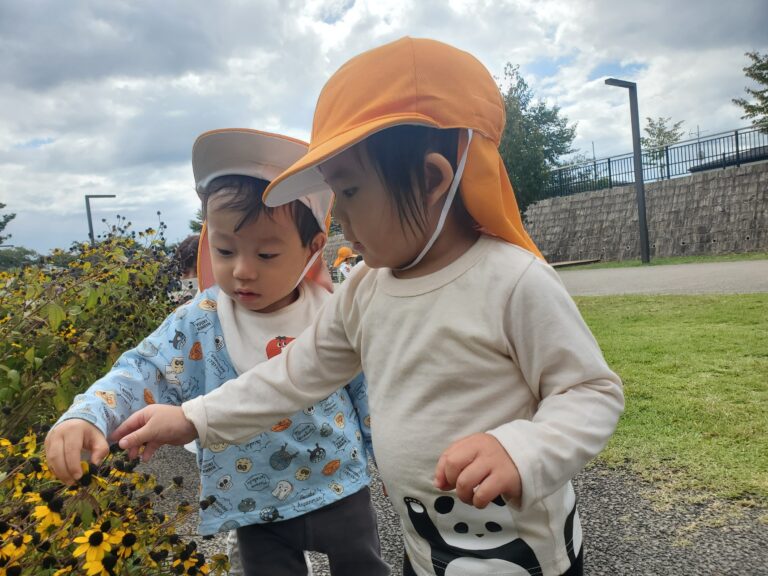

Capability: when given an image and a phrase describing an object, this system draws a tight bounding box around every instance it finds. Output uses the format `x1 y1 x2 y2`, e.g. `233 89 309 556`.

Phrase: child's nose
233 257 258 280
332 202 348 229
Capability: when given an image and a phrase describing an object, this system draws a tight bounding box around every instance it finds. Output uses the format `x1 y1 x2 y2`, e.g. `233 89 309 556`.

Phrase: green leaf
24 347 35 365
7 369 19 386
60 365 74 387
54 385 73 413
68 305 83 316
85 288 99 310
46 302 65 332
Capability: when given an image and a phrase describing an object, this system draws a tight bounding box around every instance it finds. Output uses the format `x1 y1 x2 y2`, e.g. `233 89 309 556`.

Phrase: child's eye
341 187 358 198
215 248 233 257
259 253 278 260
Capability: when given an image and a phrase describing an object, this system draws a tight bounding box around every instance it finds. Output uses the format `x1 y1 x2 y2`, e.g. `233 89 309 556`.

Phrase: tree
0 246 39 270
733 51 768 131
0 203 16 244
498 64 577 212
640 116 685 176
640 116 685 150
189 208 203 233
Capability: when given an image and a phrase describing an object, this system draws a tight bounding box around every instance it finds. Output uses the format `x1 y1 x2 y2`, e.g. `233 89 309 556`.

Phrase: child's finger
453 461 491 506
45 434 69 484
140 442 161 462
62 431 86 482
88 435 110 466
434 445 476 491
471 472 507 509
111 409 148 444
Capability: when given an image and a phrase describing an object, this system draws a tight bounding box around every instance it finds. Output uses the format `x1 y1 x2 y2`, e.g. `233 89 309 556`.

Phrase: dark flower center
122 533 137 547
88 531 104 546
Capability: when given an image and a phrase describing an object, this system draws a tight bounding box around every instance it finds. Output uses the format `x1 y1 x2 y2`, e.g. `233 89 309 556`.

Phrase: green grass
577 294 768 505
566 251 768 270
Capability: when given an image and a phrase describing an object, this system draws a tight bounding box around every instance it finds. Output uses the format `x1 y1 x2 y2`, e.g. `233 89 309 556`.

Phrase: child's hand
111 405 198 461
434 432 522 509
44 419 109 485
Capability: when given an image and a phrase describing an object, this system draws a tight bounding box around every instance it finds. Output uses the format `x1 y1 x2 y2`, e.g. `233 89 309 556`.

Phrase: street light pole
605 78 651 263
85 194 116 244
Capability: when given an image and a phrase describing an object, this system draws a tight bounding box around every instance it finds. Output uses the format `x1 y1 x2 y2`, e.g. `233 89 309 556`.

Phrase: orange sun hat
333 246 358 268
263 37 542 259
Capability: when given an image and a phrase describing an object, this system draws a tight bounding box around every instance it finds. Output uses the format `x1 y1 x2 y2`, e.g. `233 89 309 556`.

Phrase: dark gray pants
236 487 390 576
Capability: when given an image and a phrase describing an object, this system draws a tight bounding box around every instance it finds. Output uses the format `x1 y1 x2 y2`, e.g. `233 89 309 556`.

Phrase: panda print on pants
404 495 542 576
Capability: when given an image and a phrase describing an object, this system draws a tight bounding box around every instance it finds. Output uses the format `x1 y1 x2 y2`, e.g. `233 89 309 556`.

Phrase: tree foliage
0 246 39 270
641 116 685 175
498 64 577 212
189 208 204 233
640 116 685 150
0 202 16 244
733 51 768 131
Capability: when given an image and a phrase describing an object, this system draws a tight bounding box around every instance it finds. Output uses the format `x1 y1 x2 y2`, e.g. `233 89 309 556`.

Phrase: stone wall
524 161 768 262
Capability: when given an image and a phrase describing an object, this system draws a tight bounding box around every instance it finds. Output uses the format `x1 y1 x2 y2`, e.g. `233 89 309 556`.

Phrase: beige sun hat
192 128 333 290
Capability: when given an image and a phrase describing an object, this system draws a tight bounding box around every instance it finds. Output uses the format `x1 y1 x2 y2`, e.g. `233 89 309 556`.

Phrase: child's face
322 145 426 270
206 195 317 313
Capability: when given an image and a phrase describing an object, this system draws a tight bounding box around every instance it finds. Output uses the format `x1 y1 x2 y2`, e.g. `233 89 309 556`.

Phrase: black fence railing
543 126 768 198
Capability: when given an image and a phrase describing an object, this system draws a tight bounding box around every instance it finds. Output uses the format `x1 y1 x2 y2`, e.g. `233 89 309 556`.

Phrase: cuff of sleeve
487 422 541 511
55 414 109 438
181 397 208 447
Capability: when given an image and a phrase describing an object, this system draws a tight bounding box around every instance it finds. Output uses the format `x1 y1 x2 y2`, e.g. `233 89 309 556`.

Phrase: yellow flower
0 563 22 575
0 532 32 560
33 503 64 532
84 558 110 576
115 531 138 559
52 567 74 576
21 431 37 454
24 490 42 504
73 529 111 563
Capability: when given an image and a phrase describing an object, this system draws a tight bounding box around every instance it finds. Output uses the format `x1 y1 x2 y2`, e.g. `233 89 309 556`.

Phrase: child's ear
423 152 454 207
309 232 327 254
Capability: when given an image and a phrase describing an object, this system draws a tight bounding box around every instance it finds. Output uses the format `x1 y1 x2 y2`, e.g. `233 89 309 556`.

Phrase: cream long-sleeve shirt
183 235 624 575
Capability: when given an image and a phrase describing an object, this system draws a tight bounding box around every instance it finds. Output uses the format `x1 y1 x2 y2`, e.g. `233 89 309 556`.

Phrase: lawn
577 293 768 505
566 251 768 270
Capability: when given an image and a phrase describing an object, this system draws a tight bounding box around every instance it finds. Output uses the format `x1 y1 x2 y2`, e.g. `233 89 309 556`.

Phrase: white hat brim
192 128 332 230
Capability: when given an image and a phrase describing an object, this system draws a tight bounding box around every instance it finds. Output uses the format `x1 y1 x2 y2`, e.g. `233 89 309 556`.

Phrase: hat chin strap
397 129 474 271
291 249 322 291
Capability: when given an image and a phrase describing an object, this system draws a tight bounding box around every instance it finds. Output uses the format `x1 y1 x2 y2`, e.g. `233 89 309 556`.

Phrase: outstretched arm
115 278 364 452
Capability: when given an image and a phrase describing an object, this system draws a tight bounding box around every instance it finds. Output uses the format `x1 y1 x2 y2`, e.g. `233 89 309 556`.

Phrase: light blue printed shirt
57 286 373 535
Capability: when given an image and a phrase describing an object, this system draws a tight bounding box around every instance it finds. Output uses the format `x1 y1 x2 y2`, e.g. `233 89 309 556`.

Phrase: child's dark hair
174 234 200 275
199 175 322 246
364 125 474 235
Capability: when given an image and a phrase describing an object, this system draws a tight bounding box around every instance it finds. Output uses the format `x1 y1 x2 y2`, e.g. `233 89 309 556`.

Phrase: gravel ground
138 445 767 575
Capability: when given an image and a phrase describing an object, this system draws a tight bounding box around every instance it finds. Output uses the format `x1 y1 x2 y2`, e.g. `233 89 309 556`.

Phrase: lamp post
605 78 651 263
85 194 116 244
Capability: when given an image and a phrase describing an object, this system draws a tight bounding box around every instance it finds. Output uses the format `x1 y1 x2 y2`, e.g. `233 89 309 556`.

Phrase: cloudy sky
1 0 766 253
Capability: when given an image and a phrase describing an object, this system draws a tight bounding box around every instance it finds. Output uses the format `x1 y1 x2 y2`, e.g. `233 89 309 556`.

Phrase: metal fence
543 125 768 198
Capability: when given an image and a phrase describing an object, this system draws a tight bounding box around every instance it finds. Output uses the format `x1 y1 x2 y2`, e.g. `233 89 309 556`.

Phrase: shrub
0 428 229 575
0 221 180 436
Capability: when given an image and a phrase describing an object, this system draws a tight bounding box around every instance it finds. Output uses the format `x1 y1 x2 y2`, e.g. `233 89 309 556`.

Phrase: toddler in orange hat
115 38 623 576
333 245 359 280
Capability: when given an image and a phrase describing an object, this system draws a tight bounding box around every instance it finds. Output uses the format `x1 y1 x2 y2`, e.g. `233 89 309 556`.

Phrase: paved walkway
558 259 768 296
